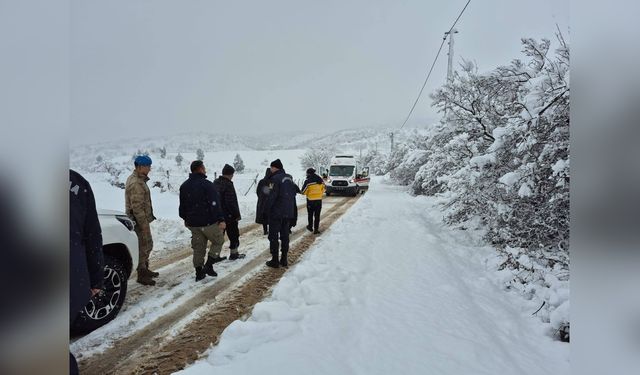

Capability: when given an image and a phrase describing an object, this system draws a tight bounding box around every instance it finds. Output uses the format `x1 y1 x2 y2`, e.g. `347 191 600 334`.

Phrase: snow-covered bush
359 149 388 176
390 148 428 186
196 148 205 161
175 153 184 166
233 153 245 173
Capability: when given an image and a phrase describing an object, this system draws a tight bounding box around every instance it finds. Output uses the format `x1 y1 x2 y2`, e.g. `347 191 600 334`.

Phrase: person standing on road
125 155 158 286
213 164 245 261
179 160 227 281
301 168 325 234
70 169 104 374
265 159 297 268
255 168 271 235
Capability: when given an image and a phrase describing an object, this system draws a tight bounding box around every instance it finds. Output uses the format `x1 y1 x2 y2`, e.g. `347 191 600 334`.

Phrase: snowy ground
177 178 569 375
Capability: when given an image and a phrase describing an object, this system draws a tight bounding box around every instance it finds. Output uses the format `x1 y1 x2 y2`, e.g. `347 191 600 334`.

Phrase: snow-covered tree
196 148 205 161
299 146 335 171
175 153 184 166
160 147 167 159
233 153 245 173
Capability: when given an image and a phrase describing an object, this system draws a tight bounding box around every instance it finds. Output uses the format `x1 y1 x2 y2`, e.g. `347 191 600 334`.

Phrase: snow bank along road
73 195 359 374
177 181 569 375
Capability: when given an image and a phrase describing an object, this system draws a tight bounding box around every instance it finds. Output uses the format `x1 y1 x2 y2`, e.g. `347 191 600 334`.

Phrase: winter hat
134 155 152 166
306 168 316 175
270 159 283 170
190 160 204 173
222 164 235 175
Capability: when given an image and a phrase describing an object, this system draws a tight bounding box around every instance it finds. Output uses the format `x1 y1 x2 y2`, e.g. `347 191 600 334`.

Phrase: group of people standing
69 155 326 372
126 155 326 282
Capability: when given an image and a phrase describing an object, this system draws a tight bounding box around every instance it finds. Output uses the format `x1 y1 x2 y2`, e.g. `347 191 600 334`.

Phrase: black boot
265 252 280 268
229 252 246 260
306 225 313 232
195 266 206 281
279 251 288 267
203 257 218 277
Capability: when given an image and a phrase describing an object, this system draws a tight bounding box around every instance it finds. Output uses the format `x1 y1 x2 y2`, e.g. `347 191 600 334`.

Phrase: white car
71 209 139 334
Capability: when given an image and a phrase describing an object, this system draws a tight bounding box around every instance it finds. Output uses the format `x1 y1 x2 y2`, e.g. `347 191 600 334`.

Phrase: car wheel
71 255 129 335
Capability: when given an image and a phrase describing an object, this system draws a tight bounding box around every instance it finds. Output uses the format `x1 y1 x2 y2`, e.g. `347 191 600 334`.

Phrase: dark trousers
225 219 240 250
268 218 290 255
307 200 322 231
70 352 79 374
262 222 268 234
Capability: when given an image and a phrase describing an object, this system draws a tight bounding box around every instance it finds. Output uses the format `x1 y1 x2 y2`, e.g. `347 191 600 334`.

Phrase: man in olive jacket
125 155 157 285
213 164 246 260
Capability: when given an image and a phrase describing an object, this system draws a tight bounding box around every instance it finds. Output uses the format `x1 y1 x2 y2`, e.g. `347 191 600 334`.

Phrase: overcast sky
70 0 568 145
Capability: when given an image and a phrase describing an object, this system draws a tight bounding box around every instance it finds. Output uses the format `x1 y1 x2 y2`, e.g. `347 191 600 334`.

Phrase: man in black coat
255 168 271 235
179 161 227 281
265 159 297 268
213 164 245 260
70 170 104 374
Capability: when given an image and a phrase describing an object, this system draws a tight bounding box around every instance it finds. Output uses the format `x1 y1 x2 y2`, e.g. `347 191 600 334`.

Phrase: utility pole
389 132 395 153
444 28 458 118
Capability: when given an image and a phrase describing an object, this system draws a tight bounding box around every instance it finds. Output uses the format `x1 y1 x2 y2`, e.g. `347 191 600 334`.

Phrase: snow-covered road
178 179 569 375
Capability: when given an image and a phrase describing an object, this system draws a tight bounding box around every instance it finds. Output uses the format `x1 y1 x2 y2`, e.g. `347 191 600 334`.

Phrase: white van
325 155 370 196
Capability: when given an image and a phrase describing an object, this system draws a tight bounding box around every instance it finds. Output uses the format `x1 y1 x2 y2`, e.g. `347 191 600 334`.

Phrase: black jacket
213 176 241 221
179 173 225 227
265 169 297 220
255 172 271 224
70 170 104 320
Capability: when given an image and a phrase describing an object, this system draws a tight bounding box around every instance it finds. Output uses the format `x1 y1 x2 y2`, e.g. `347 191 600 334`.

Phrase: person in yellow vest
300 168 325 234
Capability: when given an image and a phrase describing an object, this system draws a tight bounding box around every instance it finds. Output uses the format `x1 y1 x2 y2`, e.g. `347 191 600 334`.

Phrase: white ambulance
325 155 370 196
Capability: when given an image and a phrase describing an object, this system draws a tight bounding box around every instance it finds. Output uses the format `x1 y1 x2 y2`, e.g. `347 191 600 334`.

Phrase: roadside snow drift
177 179 569 375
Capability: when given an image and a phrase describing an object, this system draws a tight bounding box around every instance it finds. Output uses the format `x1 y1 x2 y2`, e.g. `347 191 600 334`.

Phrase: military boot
203 257 218 277
195 266 206 281
136 270 156 286
279 251 288 268
229 252 246 261
144 261 159 278
265 252 280 268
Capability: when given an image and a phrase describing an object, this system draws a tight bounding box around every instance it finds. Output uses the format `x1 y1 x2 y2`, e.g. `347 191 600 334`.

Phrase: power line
399 0 471 129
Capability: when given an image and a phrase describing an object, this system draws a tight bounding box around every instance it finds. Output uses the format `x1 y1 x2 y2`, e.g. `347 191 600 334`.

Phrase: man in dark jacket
265 159 297 268
255 168 271 235
213 164 245 260
179 161 227 281
70 170 104 374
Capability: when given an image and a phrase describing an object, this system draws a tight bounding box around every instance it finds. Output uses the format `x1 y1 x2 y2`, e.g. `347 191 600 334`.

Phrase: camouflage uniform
125 171 155 272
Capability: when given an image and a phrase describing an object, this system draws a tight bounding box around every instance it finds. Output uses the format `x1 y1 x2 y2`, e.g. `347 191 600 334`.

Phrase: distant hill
70 125 433 170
